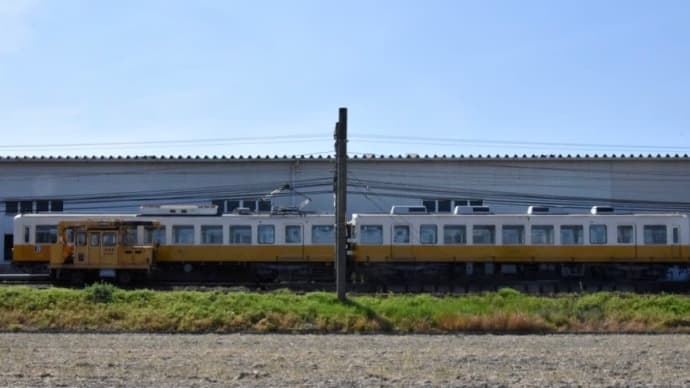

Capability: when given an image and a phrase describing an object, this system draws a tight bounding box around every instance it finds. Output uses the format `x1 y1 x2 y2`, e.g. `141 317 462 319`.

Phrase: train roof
13 212 334 221
1 153 690 163
352 212 688 218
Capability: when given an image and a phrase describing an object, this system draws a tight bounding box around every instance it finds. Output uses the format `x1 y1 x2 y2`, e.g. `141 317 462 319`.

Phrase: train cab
50 220 158 283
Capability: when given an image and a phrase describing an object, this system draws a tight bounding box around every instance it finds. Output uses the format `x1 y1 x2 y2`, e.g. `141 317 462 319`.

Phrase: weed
1 286 690 333
85 282 118 304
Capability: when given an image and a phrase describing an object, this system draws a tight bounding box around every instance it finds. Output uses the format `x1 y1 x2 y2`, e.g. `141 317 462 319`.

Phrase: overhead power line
0 134 329 150
350 134 690 153
2 133 688 154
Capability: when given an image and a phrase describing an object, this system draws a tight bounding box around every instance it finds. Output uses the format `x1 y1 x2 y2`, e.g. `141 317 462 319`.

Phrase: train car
12 205 335 283
350 206 690 283
11 204 690 286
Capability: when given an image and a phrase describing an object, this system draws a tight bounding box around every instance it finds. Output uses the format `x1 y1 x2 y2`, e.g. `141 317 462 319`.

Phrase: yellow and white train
11 205 690 284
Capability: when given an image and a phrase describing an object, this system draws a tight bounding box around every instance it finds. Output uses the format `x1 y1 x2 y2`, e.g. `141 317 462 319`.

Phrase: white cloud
0 0 39 54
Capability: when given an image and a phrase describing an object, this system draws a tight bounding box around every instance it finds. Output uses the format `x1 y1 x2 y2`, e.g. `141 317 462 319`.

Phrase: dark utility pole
334 107 347 301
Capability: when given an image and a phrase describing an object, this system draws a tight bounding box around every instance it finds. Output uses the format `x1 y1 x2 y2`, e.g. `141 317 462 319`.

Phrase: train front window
644 225 667 244
420 225 437 244
617 225 634 244
502 225 524 245
560 225 584 245
230 225 252 244
531 225 554 245
258 225 275 244
589 225 607 244
393 225 410 244
444 225 466 244
173 225 194 244
473 225 495 244
360 225 383 244
202 225 223 244
312 225 335 244
36 225 57 244
285 225 302 244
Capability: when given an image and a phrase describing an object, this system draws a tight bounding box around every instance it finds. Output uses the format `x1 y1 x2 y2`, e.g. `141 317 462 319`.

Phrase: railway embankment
1 284 689 333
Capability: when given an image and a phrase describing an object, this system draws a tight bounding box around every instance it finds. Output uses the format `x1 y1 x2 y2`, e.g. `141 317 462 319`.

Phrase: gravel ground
1 333 689 387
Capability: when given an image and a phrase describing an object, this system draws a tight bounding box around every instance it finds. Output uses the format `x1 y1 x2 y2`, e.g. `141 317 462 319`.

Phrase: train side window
258 225 275 244
102 232 117 247
589 225 607 244
172 225 195 244
23 226 30 243
560 225 584 245
443 225 466 244
202 225 223 244
420 225 438 244
144 226 166 244
229 225 252 244
285 225 302 244
531 225 554 245
77 232 87 246
360 225 383 244
393 225 410 244
123 227 137 245
90 233 100 247
312 225 335 244
36 225 57 244
644 225 667 244
673 227 679 244
502 225 524 245
473 225 495 244
617 225 634 244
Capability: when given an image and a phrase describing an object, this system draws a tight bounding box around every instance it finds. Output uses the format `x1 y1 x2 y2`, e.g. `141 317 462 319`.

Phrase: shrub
85 282 118 304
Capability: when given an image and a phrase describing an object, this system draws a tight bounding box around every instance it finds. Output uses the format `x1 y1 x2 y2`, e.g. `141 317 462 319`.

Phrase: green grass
1 284 690 333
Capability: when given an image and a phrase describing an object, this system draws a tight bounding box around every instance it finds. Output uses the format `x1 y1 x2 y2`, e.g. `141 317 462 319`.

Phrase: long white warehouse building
1 153 689 261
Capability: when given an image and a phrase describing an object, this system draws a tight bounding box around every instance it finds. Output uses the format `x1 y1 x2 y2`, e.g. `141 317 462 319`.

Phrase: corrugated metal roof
0 154 689 162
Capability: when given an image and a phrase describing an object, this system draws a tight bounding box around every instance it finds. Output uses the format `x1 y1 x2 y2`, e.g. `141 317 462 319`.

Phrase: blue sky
0 0 689 157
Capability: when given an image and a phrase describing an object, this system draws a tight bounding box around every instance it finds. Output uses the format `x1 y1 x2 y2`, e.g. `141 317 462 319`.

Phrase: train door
631 225 638 260
74 231 88 264
99 231 118 266
87 232 101 265
672 225 681 259
391 224 414 261
282 224 304 260
84 231 118 266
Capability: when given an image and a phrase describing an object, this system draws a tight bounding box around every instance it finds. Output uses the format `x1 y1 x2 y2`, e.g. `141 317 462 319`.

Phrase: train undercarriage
37 260 690 294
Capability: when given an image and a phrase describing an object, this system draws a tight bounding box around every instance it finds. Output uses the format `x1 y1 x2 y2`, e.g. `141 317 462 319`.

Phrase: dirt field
1 333 689 387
